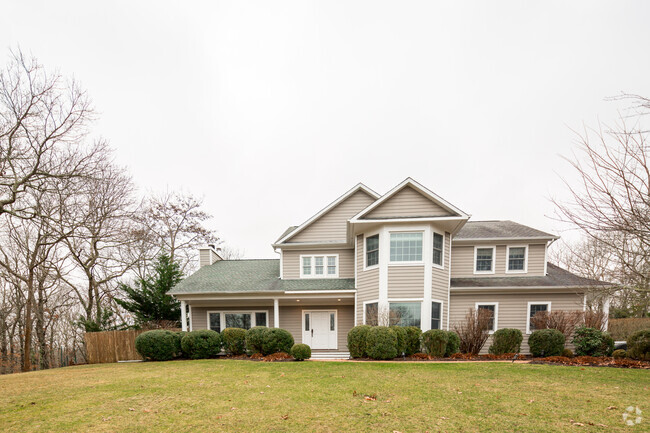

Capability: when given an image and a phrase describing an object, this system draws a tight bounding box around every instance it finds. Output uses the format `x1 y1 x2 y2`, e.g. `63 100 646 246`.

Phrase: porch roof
169 259 355 295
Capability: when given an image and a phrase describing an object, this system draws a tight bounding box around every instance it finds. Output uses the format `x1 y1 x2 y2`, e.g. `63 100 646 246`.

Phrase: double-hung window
389 302 421 327
390 232 423 262
475 247 495 273
301 255 338 278
527 302 550 334
208 311 268 332
431 301 442 329
507 246 527 272
365 234 379 268
476 303 498 333
432 232 444 267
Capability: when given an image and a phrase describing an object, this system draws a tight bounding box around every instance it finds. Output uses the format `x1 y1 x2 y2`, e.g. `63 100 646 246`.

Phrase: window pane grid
302 257 311 275
529 304 548 330
390 233 423 262
508 247 525 271
315 256 324 275
477 305 496 331
476 248 493 271
366 235 379 267
433 233 443 266
327 256 336 275
431 301 442 330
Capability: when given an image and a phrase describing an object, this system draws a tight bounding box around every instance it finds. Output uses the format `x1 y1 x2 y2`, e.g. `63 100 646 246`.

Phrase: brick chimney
198 244 223 268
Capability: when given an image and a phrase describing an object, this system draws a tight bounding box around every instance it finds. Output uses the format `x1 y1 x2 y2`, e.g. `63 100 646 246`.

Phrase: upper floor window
390 232 423 262
301 255 338 278
475 246 495 273
507 246 527 272
365 234 379 267
432 232 444 267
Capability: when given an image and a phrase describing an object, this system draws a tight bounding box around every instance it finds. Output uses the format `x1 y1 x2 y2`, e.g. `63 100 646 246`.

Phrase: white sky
3 1 650 258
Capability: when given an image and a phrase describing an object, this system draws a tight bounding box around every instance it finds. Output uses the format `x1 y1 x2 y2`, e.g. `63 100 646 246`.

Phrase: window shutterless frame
299 254 339 278
206 310 269 332
526 301 551 334
432 231 444 269
473 246 496 274
506 245 528 274
389 231 424 264
475 302 498 333
362 299 379 326
364 234 380 269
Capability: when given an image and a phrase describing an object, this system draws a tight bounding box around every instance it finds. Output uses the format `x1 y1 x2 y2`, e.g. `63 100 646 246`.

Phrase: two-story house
169 178 602 357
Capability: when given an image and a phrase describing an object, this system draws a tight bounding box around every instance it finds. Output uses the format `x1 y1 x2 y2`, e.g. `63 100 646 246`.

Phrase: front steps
310 351 350 360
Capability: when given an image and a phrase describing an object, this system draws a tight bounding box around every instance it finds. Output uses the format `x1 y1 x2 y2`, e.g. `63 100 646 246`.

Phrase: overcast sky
3 1 650 259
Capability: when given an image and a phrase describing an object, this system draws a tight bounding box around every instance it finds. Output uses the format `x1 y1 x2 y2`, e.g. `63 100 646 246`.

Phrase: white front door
303 311 337 350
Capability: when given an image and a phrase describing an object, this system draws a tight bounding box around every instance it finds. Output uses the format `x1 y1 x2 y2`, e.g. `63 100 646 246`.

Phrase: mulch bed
530 356 650 369
222 352 295 362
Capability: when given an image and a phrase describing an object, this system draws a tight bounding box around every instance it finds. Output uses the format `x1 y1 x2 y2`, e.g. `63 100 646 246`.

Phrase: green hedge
403 326 422 356
626 329 650 360
365 326 398 360
180 330 222 359
572 327 614 357
488 328 523 355
445 331 460 357
422 330 449 357
291 344 311 361
612 349 626 359
347 325 372 358
245 326 267 354
135 330 182 361
390 326 407 355
222 328 247 355
528 329 565 357
261 328 294 355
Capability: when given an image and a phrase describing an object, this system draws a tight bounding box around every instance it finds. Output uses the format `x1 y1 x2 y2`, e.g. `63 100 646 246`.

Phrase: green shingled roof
169 259 355 295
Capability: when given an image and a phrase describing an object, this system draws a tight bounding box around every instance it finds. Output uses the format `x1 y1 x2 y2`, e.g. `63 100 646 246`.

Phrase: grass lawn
0 360 648 432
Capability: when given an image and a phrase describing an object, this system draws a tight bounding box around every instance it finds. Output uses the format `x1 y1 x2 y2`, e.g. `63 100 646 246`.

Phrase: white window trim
506 245 528 274
431 298 445 330
388 230 425 265
473 245 496 275
299 254 339 278
388 299 424 328
363 232 380 271
206 310 269 331
475 302 499 334
362 299 379 325
432 230 445 269
526 301 552 334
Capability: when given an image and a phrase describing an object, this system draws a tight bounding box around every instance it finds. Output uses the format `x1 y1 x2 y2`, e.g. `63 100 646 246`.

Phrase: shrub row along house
169 178 607 358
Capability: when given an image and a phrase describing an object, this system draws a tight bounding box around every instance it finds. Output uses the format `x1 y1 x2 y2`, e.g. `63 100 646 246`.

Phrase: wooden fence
84 329 180 364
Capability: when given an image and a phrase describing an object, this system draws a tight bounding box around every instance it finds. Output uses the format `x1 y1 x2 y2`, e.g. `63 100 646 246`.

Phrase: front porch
180 292 354 356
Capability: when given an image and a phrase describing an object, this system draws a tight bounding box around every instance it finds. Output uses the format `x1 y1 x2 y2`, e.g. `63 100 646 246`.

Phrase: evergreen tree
116 254 183 326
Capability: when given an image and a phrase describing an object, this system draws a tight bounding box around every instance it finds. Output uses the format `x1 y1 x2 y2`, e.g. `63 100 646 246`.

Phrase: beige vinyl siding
280 305 354 351
366 186 452 219
387 266 425 298
289 190 376 243
356 234 379 324
450 243 547 278
282 248 354 279
191 306 275 331
431 232 451 326
449 291 585 354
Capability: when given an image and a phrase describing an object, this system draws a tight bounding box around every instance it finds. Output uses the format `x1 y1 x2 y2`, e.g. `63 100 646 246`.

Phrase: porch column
274 298 280 328
181 301 187 331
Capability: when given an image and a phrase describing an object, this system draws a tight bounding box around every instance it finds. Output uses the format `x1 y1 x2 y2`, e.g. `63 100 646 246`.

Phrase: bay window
389 302 421 327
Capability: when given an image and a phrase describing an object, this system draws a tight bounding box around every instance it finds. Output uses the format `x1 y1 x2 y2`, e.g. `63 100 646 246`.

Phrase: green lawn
0 360 648 432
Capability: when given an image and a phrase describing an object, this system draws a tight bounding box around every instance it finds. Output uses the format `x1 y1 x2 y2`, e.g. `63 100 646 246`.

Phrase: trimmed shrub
488 328 523 355
222 328 247 355
291 344 311 361
612 349 626 359
347 325 372 358
175 331 186 357
390 326 407 356
245 326 267 354
403 326 422 356
261 328 294 355
445 331 461 357
562 348 574 358
528 329 565 357
135 330 181 361
572 326 614 357
365 326 398 360
626 329 650 361
181 330 222 359
422 330 449 357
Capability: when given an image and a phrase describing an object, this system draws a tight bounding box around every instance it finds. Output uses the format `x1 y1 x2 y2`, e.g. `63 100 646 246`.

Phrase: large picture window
365 234 379 267
300 255 338 278
389 302 421 327
208 310 268 332
390 232 423 262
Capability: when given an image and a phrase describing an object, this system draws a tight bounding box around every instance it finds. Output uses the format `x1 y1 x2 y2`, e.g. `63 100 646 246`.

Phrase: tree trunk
22 274 35 372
